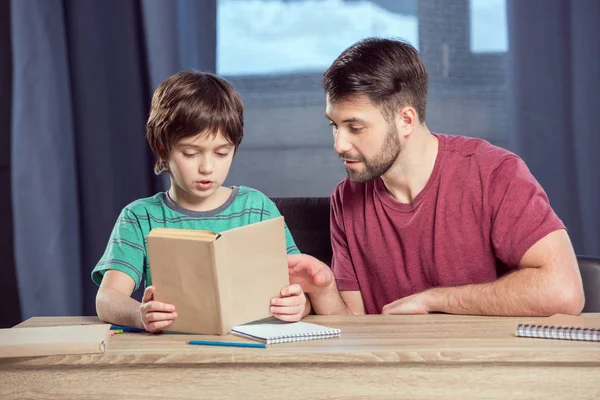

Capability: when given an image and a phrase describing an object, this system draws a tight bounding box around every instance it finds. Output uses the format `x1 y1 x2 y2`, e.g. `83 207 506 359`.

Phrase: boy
92 71 309 332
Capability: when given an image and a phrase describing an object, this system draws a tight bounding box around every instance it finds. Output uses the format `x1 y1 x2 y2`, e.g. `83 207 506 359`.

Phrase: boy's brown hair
146 70 244 174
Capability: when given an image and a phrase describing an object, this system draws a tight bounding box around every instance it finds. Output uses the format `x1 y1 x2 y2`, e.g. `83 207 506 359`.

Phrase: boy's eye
183 152 197 157
215 152 230 158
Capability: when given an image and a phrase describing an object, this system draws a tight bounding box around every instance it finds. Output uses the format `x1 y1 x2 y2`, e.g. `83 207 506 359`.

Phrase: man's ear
396 106 418 137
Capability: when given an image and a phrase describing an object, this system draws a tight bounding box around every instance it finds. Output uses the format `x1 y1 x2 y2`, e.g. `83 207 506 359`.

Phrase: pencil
188 340 266 349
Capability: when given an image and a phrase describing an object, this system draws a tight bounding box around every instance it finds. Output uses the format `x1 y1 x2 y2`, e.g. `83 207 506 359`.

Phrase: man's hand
287 254 335 293
270 284 308 322
140 286 177 333
381 291 432 315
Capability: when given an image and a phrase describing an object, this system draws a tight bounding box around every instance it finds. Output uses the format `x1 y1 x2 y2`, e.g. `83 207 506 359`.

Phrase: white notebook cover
231 319 341 345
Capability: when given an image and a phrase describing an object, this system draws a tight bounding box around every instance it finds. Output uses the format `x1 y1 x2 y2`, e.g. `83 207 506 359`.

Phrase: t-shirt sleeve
262 198 301 255
489 156 566 268
330 187 360 291
91 207 147 290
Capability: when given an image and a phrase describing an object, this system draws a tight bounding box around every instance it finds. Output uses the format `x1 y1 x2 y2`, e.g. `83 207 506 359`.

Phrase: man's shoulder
439 133 520 172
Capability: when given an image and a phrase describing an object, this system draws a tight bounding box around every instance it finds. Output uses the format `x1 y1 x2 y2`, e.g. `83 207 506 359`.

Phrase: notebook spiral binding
268 329 341 345
516 323 600 341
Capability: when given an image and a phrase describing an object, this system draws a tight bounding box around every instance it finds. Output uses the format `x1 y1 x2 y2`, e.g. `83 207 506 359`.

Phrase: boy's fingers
145 312 177 322
144 301 175 312
270 304 304 315
271 296 302 307
280 284 302 297
273 312 302 322
142 286 155 303
146 319 174 332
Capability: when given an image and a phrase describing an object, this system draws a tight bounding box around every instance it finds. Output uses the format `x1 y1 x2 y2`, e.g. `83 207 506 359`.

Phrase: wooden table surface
1 314 599 399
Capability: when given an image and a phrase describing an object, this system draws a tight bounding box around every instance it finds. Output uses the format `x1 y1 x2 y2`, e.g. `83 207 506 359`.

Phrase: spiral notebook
231 319 341 345
515 314 600 342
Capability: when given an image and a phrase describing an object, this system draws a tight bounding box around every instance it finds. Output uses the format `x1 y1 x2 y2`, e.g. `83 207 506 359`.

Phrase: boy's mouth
195 180 213 190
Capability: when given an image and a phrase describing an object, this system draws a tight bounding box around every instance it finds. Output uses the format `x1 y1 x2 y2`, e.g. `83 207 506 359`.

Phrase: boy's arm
96 270 177 331
95 270 145 329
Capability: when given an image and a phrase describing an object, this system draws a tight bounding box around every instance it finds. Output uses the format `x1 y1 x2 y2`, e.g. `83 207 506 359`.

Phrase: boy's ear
154 158 169 175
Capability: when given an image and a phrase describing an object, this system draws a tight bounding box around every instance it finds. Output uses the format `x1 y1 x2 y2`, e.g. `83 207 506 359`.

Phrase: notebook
0 324 112 358
515 314 600 342
231 319 341 345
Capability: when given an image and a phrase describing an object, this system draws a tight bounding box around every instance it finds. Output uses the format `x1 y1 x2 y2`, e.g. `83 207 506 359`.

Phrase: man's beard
342 125 401 183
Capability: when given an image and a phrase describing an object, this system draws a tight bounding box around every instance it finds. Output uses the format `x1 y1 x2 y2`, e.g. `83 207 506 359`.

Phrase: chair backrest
271 197 332 266
578 256 600 312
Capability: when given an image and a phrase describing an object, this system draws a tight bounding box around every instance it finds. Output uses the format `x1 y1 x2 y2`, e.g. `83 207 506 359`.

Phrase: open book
515 314 600 342
147 217 290 335
231 318 341 345
0 324 112 358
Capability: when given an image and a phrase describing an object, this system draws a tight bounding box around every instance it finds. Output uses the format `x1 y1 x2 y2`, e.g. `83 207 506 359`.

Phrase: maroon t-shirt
330 133 565 314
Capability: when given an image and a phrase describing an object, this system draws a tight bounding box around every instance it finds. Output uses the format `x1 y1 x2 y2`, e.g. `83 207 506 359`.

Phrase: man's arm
383 230 585 316
309 287 366 315
288 254 366 315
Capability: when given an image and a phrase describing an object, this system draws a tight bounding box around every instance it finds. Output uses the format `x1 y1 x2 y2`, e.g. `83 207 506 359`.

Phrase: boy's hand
140 286 177 333
270 284 307 322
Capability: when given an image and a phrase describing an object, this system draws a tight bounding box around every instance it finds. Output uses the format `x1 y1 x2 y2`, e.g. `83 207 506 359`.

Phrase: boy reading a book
92 71 309 332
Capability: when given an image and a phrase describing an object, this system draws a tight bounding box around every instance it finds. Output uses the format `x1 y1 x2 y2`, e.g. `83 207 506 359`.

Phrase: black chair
272 197 332 266
577 255 600 312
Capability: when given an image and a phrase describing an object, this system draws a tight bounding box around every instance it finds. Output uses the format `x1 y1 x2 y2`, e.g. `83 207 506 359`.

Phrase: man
286 38 584 317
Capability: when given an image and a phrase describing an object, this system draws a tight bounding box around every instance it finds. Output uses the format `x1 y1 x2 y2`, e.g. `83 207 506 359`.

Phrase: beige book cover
0 324 111 358
147 216 290 335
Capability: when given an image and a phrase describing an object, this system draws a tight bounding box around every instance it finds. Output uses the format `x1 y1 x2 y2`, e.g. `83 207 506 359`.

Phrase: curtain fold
507 0 600 257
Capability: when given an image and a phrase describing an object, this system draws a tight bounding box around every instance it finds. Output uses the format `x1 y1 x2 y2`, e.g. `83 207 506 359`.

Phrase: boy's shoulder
121 193 166 216
234 186 273 204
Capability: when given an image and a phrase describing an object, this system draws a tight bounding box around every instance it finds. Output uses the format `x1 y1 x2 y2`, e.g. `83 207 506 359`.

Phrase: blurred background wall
1 0 598 326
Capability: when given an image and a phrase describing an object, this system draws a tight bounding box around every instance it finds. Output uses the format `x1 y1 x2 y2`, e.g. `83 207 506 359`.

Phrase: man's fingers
142 300 176 312
145 311 177 322
142 286 155 303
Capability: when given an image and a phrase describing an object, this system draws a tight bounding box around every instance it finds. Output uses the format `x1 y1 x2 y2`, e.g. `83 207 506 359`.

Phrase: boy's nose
198 158 214 174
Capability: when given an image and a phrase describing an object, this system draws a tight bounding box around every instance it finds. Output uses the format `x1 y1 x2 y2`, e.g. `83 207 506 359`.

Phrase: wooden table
1 314 599 399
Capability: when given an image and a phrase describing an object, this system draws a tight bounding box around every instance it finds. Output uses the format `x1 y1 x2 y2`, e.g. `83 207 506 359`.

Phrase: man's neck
380 127 438 204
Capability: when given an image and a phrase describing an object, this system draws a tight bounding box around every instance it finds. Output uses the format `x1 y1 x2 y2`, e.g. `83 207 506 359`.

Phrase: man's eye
349 126 363 133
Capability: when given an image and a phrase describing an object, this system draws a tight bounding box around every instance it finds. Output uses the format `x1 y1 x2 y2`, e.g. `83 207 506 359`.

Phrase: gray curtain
10 0 216 319
507 0 600 257
0 0 20 328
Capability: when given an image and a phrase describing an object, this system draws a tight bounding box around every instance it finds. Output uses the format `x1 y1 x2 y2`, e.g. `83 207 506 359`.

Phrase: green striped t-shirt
92 186 300 290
